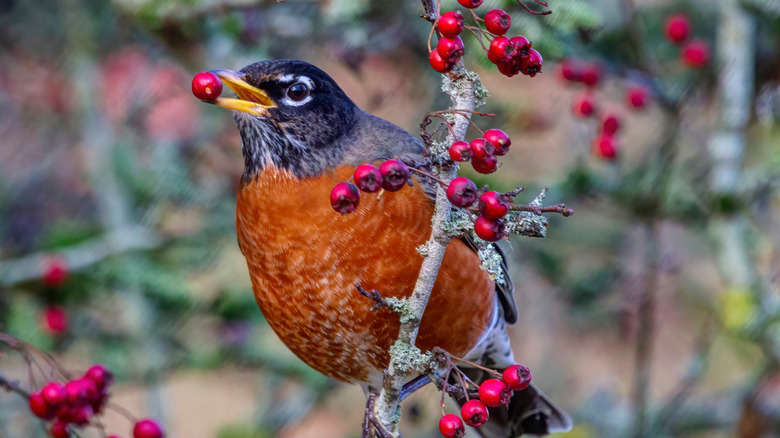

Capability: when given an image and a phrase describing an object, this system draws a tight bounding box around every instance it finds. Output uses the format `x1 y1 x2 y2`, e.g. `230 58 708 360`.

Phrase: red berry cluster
429 6 542 78
27 364 165 438
438 364 532 437
664 14 710 69
445 177 509 242
330 160 411 215
448 129 510 174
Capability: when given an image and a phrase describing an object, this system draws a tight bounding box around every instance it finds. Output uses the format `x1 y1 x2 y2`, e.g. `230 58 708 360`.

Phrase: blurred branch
0 226 161 286
0 372 30 399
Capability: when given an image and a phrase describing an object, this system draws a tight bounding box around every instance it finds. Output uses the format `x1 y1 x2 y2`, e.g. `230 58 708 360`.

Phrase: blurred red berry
471 155 498 174
448 140 472 162
457 0 482 8
69 405 94 427
664 14 691 44
92 390 109 415
437 36 465 63
30 392 56 420
601 113 621 135
581 63 600 87
51 422 70 438
379 160 410 192
43 256 68 288
496 61 521 78
446 177 478 208
627 86 648 109
572 94 596 118
681 40 710 68
438 11 464 38
460 399 489 427
478 191 509 220
353 164 383 193
85 365 114 391
191 72 222 100
558 59 583 83
488 36 510 64
484 9 511 35
502 364 532 391
439 413 466 438
330 182 361 215
429 50 454 74
133 419 165 438
592 134 618 160
469 138 494 160
66 378 98 407
41 382 67 408
483 129 511 156
41 306 68 335
474 217 507 242
521 48 543 77
478 378 512 407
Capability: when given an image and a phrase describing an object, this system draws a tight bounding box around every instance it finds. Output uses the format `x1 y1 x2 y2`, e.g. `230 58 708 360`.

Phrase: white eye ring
281 76 314 107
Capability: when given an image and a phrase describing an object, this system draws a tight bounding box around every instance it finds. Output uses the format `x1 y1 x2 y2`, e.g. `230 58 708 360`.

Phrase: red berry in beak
483 129 511 156
478 191 509 220
484 9 511 36
474 216 506 242
437 36 465 63
191 72 223 100
478 378 512 407
379 160 410 192
502 364 532 391
353 164 383 193
330 182 361 215
447 177 478 208
448 140 472 162
460 399 489 427
438 11 464 38
439 413 466 437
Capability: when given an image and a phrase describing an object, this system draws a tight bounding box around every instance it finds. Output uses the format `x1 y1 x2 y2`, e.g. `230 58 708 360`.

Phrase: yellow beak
206 69 276 116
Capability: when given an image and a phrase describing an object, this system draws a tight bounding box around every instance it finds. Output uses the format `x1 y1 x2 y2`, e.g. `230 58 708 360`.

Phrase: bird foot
362 392 395 438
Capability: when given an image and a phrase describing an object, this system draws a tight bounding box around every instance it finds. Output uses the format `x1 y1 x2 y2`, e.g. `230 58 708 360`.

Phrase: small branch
517 0 552 15
0 372 30 399
356 283 390 312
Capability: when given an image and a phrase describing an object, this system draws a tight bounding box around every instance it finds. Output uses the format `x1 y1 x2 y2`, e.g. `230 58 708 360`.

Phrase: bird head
206 60 359 180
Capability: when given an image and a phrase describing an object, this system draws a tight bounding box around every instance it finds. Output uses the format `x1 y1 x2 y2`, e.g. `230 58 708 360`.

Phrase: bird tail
458 367 572 437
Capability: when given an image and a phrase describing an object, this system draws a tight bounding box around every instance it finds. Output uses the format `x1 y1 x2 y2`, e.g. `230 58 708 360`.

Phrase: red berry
51 422 70 438
469 138 494 160
456 0 482 9
478 378 512 407
473 217 506 242
30 392 56 420
438 413 466 438
43 256 68 288
572 94 596 118
133 419 165 438
191 72 223 100
502 364 532 391
478 191 509 220
521 48 543 77
508 35 531 58
448 140 472 162
66 378 98 407
460 399 489 427
592 134 618 160
558 59 583 83
581 63 600 87
92 390 109 415
681 40 710 69
664 14 691 44
437 36 465 63
41 306 68 335
483 129 510 156
484 9 511 36
429 50 454 74
330 182 361 215
41 382 67 408
488 36 511 64
69 405 94 427
353 164 383 193
446 177 478 208
471 155 498 174
438 11 464 38
601 113 621 135
85 365 114 391
496 61 520 78
627 86 648 109
379 160 410 192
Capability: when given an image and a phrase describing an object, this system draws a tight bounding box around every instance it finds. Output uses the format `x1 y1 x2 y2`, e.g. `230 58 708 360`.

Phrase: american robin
203 59 571 437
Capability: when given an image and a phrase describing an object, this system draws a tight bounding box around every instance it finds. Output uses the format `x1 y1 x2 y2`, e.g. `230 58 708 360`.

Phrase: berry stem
0 371 31 399
517 0 552 15
106 401 139 424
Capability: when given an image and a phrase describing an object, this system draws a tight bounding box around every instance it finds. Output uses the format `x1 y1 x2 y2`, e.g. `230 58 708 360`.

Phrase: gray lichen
416 242 430 257
442 208 473 237
506 211 548 238
441 71 488 108
476 242 506 285
388 340 435 374
384 297 416 324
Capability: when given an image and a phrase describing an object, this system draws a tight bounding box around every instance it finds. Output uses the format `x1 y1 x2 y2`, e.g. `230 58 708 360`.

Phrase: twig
0 372 30 399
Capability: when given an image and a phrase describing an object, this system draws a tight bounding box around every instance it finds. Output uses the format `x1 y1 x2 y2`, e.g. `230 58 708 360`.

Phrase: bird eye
286 83 310 102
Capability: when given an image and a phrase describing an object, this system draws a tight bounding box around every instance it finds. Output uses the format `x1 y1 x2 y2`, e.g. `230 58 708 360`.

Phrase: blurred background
1 0 780 437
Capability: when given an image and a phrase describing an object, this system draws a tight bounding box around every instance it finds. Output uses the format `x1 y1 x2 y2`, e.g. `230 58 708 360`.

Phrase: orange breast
236 166 495 383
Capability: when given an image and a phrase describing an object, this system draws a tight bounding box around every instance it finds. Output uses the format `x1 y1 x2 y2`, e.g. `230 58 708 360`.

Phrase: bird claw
362 393 395 438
